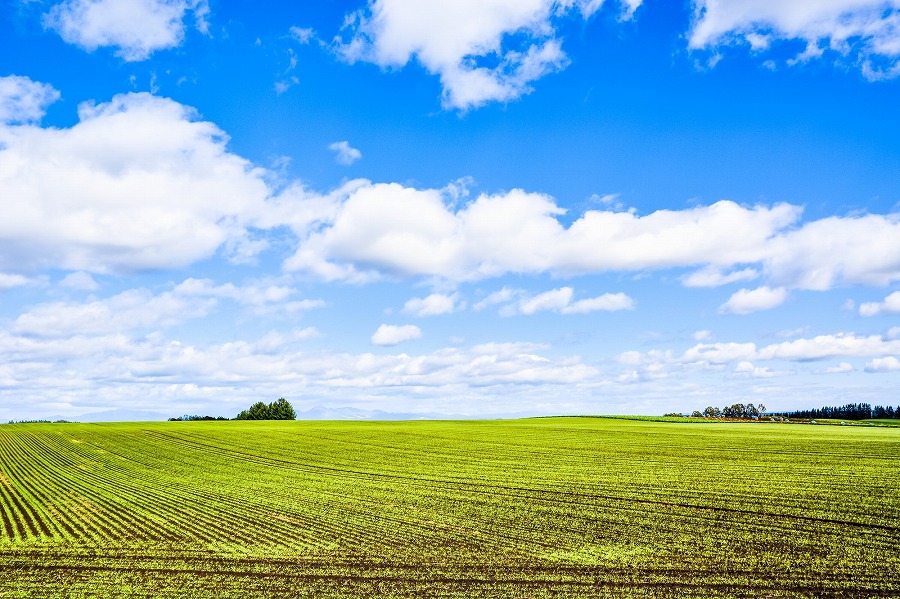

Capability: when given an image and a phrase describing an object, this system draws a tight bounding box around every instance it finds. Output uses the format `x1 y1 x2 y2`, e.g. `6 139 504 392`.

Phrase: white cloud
60 272 100 291
518 287 574 315
11 279 319 338
689 0 900 79
402 293 464 316
756 333 900 361
859 291 900 316
624 332 900 383
0 273 36 289
473 287 522 311
286 184 801 282
43 0 210 61
289 26 316 44
0 76 61 124
8 87 900 296
175 278 324 313
820 361 854 374
562 292 635 314
13 288 215 338
0 91 273 274
865 356 900 372
732 360 793 378
682 342 757 364
371 324 423 346
494 287 635 316
283 181 900 290
719 286 787 314
587 193 628 212
693 329 713 341
328 140 362 165
681 266 758 287
337 0 640 110
275 76 299 96
766 214 900 289
776 326 808 339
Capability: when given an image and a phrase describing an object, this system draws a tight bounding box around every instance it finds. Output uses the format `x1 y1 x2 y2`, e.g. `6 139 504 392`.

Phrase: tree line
169 398 297 421
664 403 768 419
234 397 296 420
770 403 899 420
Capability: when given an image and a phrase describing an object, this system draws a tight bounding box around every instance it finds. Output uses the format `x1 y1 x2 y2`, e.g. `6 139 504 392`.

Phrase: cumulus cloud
820 361 854 374
682 342 757 364
517 287 574 315
60 272 101 291
865 356 900 372
689 0 900 79
328 140 362 165
43 0 210 61
732 360 794 378
371 324 423 346
676 333 900 367
859 291 900 316
766 214 900 289
0 76 61 124
7 84 900 295
283 181 900 290
0 91 274 274
402 293 464 316
719 286 787 314
473 287 521 311
337 0 641 110
11 279 319 338
756 333 900 361
619 331 900 388
0 273 36 289
562 292 635 314
13 288 215 337
682 266 758 287
285 183 801 282
503 287 635 315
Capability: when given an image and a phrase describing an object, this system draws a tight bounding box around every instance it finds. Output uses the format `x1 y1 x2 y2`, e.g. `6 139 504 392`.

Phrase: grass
0 417 897 597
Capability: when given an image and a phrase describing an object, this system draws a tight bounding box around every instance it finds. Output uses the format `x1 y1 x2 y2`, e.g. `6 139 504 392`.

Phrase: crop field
0 418 897 598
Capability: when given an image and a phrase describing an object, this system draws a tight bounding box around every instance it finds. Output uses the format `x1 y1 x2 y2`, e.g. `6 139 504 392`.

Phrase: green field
0 418 897 598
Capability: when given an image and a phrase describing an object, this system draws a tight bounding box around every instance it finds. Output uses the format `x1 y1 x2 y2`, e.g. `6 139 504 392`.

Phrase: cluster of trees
686 403 767 419
168 398 298 422
235 398 296 421
772 403 900 420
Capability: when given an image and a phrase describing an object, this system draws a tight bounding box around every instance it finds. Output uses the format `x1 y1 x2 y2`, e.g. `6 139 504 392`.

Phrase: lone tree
235 398 296 420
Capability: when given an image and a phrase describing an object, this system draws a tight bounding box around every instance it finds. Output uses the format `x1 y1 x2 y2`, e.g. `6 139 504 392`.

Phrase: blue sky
1 0 899 420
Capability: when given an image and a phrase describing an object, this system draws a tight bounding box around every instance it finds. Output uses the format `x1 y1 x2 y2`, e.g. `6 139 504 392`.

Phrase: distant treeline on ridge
673 402 899 420
770 403 899 420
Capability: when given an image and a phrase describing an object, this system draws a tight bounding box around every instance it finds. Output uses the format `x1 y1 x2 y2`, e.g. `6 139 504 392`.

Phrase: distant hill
38 406 541 423
295 406 540 421
69 409 171 422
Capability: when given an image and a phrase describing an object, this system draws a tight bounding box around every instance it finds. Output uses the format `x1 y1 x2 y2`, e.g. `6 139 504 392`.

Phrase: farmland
0 418 897 597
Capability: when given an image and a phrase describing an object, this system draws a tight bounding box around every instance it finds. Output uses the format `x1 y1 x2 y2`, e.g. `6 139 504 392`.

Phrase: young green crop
0 417 897 597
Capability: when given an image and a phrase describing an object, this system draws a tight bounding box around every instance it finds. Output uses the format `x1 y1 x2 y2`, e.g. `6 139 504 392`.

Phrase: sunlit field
0 418 897 597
